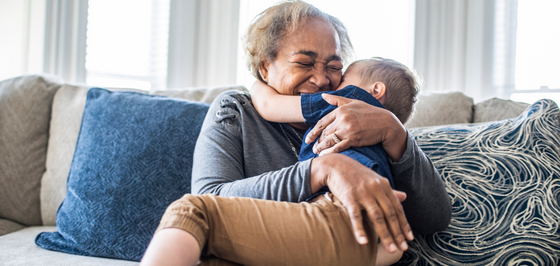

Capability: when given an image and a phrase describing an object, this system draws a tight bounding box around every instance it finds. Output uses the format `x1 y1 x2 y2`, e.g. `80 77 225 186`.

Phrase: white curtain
492 0 518 99
0 0 87 83
414 0 498 102
167 0 240 88
43 0 88 83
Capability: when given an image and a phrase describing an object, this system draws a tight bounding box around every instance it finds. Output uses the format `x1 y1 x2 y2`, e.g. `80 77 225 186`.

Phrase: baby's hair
350 57 420 124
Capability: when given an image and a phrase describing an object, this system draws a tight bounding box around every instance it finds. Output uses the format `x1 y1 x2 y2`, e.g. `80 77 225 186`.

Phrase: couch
0 75 558 265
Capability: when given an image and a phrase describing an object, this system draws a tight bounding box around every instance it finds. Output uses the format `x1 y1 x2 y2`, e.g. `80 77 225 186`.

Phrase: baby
251 57 420 196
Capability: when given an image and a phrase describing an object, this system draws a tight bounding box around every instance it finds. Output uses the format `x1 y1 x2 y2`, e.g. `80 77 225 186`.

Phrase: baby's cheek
330 74 343 90
335 81 349 91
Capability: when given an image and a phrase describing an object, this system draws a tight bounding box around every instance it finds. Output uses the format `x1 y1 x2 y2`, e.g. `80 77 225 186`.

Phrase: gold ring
331 133 341 144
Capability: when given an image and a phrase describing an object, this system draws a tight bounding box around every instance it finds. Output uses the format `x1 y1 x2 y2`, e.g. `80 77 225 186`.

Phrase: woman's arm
311 154 414 251
192 91 414 250
389 134 452 233
250 80 304 123
192 91 313 203
305 94 452 234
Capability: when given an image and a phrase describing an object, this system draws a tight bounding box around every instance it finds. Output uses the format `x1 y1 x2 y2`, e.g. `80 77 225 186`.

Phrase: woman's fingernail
359 236 368 245
400 241 408 251
408 231 414 240
389 243 397 252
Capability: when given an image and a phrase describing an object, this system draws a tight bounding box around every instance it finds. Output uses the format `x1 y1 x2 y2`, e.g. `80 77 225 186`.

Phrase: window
509 0 560 104
85 0 170 91
306 0 415 68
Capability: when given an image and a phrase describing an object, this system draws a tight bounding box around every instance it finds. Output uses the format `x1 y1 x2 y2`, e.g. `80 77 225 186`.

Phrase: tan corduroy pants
156 193 378 266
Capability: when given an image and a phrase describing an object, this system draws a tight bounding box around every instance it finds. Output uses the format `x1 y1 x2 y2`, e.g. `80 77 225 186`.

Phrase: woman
142 1 451 265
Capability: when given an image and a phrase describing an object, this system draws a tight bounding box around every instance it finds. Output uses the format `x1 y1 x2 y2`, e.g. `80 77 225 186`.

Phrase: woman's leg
142 193 378 266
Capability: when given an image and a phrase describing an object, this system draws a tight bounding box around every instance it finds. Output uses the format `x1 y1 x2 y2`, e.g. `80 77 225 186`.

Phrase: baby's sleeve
301 92 338 124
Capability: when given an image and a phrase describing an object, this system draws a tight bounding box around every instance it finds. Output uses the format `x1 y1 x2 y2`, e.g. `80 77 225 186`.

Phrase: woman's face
260 18 343 96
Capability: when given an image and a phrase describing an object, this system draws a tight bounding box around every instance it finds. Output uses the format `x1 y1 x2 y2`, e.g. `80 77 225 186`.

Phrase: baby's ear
369 82 387 102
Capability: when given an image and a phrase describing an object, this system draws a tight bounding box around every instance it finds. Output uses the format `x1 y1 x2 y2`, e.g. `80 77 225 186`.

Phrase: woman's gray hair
243 0 354 82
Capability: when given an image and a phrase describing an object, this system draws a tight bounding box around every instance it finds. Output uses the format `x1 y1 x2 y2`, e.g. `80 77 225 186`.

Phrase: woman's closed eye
295 62 342 72
296 62 314 67
328 65 342 72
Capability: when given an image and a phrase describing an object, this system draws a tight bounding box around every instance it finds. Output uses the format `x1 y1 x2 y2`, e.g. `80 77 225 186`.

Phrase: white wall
0 0 46 81
0 0 28 81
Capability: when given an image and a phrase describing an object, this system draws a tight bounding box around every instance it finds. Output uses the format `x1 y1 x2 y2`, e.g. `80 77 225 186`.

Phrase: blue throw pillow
396 99 560 265
35 88 210 261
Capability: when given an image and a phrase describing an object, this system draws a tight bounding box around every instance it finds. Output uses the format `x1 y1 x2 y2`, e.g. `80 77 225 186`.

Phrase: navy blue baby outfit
300 85 394 198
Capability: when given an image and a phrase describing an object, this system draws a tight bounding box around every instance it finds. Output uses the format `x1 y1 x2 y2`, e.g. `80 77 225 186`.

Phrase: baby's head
338 57 420 124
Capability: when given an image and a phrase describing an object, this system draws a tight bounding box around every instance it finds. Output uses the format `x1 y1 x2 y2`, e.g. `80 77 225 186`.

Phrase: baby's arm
250 80 305 123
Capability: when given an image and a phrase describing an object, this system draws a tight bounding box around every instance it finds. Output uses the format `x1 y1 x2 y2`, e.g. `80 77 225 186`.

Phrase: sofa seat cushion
0 226 137 265
397 99 560 265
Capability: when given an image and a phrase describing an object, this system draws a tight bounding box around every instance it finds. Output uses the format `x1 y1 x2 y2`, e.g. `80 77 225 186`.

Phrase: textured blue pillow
35 88 210 261
396 99 560 265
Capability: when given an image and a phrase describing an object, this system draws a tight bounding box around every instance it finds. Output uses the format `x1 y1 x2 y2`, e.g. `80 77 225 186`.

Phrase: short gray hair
243 0 354 82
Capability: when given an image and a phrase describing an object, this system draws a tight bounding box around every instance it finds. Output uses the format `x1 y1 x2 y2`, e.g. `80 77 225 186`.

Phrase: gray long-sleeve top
192 91 451 234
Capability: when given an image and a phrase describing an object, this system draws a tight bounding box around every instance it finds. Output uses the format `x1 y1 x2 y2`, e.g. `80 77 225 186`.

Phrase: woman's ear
369 82 387 103
258 61 270 84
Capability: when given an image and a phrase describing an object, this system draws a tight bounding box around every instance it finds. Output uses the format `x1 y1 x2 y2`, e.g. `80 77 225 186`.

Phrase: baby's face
336 66 363 91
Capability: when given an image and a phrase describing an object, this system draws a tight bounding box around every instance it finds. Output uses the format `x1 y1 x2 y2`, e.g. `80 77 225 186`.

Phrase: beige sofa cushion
473 97 530 123
0 218 25 236
0 226 138 265
40 85 92 225
0 75 63 226
405 91 474 128
152 86 248 103
41 85 247 225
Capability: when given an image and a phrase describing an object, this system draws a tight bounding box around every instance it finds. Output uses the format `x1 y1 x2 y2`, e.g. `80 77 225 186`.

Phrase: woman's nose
308 69 330 91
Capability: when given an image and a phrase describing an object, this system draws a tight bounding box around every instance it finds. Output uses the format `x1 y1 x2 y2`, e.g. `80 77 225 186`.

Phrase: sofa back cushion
473 97 530 123
405 91 474 128
0 75 63 226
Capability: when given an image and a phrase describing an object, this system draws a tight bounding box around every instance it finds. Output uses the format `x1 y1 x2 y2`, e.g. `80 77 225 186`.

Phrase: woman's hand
305 94 408 162
310 154 414 252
